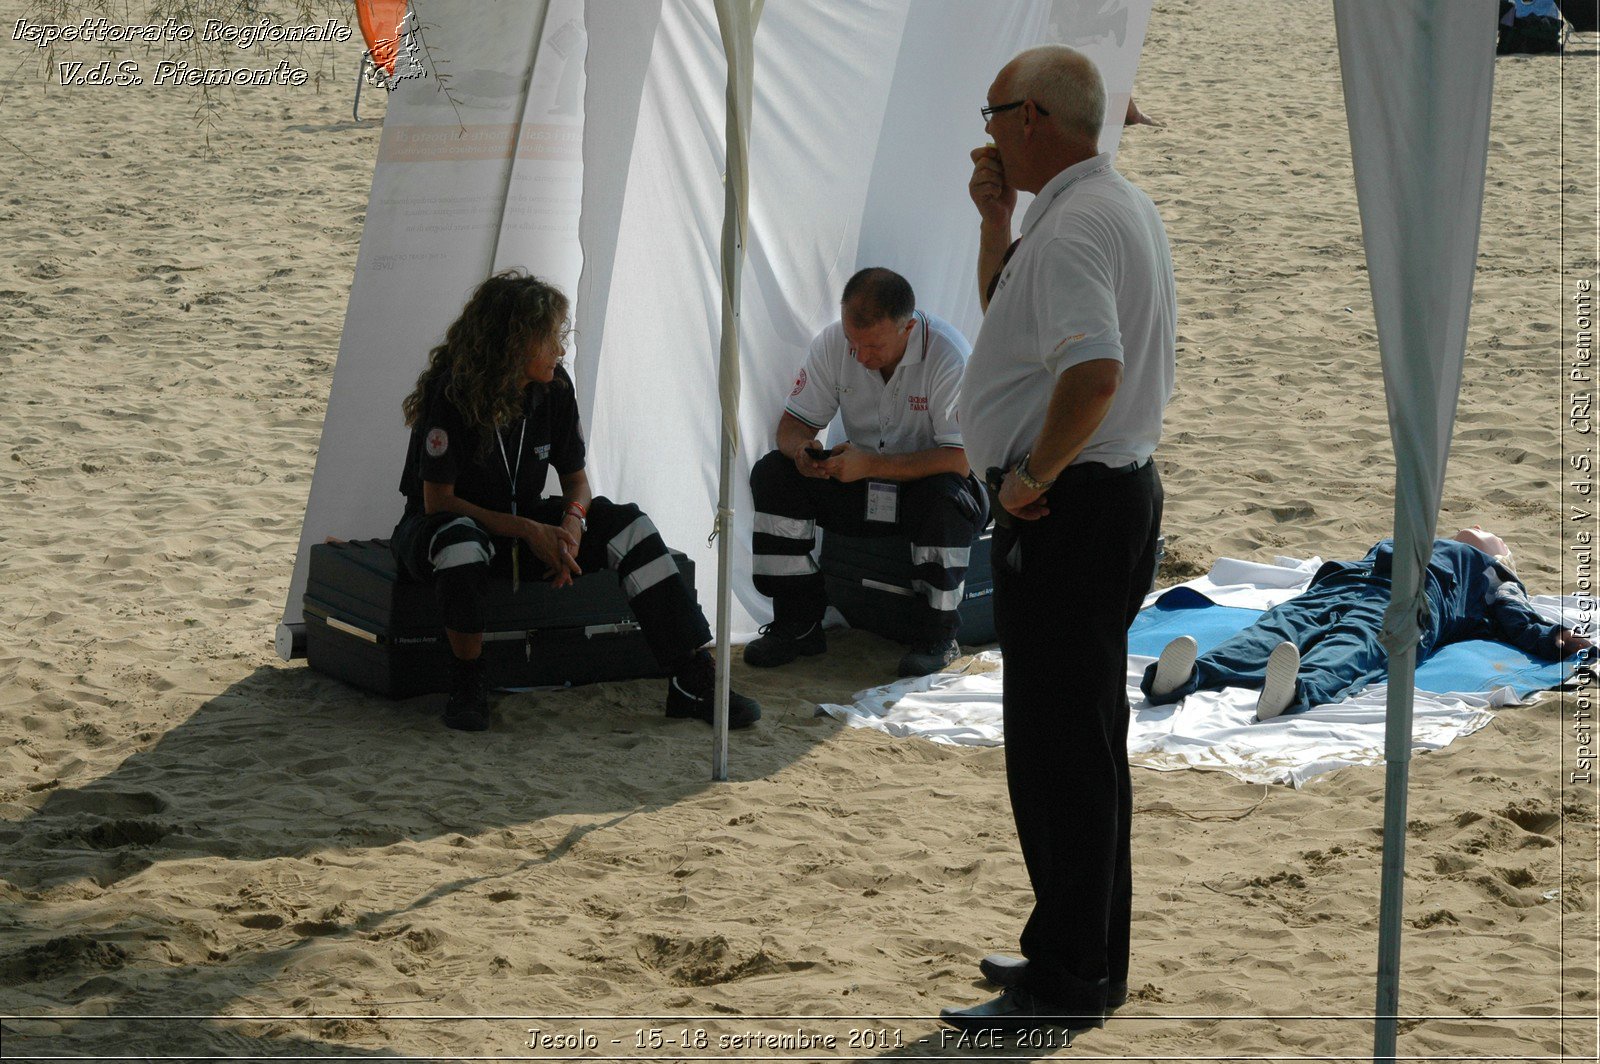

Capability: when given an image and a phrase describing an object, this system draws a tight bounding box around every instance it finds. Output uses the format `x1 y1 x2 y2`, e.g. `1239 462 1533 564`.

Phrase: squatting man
745 267 989 678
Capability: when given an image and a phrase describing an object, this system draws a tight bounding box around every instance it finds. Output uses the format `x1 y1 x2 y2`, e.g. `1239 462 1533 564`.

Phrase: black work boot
666 650 761 728
897 635 960 678
442 657 490 732
742 619 827 667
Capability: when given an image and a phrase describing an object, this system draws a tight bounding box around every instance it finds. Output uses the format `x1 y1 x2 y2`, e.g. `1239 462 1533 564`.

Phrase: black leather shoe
939 987 1104 1040
978 953 1027 987
976 956 1128 1009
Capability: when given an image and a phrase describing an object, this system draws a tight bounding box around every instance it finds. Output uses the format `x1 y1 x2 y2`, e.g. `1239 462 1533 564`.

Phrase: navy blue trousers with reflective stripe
392 495 710 667
748 449 987 640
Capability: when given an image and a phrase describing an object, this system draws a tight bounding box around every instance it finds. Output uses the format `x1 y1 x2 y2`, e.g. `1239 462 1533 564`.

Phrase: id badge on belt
865 480 898 523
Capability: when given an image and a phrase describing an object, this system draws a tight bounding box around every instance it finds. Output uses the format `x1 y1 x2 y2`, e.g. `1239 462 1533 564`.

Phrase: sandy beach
1 0 1596 1059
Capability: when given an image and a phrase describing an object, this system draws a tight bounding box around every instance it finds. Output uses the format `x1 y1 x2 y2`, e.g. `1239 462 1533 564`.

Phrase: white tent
279 1 1498 1056
274 0 1149 659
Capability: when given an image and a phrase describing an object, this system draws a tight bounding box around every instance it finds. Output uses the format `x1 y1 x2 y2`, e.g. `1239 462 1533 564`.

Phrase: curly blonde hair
402 271 570 452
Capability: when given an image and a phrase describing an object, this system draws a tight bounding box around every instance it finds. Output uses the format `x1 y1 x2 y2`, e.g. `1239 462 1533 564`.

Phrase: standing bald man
941 46 1176 1040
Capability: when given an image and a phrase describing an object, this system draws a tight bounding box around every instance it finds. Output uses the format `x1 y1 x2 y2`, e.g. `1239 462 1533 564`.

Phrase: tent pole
1332 7 1496 1060
1373 648 1417 1061
711 0 758 781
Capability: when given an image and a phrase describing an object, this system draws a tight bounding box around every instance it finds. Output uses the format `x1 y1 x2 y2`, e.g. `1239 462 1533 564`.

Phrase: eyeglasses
981 98 1050 122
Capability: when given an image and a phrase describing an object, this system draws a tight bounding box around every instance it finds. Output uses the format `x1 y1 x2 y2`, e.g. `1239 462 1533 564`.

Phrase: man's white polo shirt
961 153 1177 475
785 310 970 454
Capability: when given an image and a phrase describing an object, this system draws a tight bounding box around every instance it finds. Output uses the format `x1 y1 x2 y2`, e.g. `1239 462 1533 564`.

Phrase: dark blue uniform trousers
392 495 711 669
749 449 987 641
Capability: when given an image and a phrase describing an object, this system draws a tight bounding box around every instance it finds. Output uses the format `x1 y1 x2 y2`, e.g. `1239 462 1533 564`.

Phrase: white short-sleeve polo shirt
960 154 1177 475
784 310 970 454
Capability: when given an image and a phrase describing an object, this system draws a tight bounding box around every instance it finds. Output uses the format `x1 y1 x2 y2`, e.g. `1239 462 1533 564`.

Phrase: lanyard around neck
495 416 528 515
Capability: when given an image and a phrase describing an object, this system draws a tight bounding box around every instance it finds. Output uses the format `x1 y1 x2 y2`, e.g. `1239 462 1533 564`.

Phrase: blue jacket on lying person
1141 528 1593 721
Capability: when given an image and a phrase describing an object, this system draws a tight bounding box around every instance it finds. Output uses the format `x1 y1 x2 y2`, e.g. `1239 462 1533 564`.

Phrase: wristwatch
564 503 587 533
1011 451 1055 493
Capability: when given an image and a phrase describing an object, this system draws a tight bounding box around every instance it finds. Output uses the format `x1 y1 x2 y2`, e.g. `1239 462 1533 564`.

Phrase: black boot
667 650 761 728
897 634 960 677
742 618 826 667
442 657 490 731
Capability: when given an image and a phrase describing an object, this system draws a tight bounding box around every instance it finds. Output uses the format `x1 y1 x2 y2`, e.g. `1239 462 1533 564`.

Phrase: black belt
1053 456 1151 487
984 457 1151 529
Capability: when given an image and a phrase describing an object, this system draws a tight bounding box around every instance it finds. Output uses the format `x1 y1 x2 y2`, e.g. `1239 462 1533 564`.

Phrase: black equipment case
303 539 692 697
819 530 996 646
819 531 1165 648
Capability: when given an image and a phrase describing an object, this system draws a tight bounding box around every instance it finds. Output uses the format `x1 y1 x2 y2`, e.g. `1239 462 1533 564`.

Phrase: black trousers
392 495 712 669
749 449 988 641
991 461 1162 1011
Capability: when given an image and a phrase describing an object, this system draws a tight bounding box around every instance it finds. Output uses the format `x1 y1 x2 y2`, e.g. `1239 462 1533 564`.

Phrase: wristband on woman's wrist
564 501 587 531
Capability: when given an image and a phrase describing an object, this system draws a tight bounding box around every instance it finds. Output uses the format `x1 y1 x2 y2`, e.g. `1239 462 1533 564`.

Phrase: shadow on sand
1 660 835 892
0 654 853 1058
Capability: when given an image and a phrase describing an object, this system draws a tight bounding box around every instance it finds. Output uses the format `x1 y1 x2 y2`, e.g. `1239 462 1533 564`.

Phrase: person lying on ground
1140 527 1592 722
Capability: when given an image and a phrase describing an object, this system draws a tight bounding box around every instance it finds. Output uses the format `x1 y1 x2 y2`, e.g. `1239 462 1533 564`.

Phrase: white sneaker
1150 635 1198 697
1255 641 1301 721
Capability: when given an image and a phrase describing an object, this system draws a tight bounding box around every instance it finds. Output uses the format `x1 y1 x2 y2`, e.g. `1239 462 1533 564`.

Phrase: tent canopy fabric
1333 1 1498 1051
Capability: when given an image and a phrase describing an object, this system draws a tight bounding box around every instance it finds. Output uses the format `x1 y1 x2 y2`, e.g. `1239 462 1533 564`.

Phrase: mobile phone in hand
805 446 831 461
